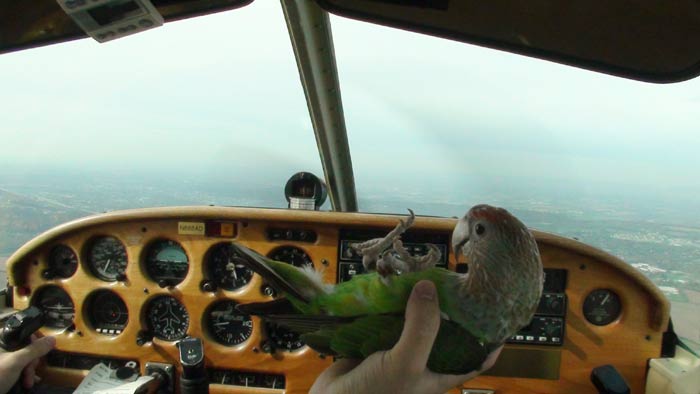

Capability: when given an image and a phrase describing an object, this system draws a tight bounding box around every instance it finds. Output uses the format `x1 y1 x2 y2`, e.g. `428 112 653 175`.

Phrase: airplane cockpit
1 1 699 394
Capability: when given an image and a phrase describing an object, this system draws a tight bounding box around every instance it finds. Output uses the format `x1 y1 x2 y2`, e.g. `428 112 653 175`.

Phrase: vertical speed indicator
206 300 253 346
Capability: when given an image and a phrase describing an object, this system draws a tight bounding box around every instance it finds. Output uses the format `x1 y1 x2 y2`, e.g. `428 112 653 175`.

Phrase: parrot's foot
391 239 442 272
350 209 416 272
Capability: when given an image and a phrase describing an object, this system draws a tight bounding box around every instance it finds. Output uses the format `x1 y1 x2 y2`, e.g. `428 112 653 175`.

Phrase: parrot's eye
475 223 486 236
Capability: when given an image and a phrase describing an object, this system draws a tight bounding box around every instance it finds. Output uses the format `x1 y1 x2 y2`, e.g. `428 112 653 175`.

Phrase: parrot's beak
452 217 470 264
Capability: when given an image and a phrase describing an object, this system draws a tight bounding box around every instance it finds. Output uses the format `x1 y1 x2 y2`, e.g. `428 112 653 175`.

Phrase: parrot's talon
350 209 417 274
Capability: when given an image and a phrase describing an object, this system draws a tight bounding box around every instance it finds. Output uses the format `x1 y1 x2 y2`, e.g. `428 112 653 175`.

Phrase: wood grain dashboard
5 206 670 394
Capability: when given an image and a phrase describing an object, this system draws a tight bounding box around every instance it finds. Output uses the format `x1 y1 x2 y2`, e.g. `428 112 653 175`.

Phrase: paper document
74 363 154 394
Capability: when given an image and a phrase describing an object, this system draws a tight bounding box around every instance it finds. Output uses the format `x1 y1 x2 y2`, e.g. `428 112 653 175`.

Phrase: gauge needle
104 259 112 272
601 294 610 305
214 322 230 326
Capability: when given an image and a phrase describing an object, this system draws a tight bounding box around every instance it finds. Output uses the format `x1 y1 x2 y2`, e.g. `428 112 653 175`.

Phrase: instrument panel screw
579 264 586 270
143 288 149 294
200 280 217 293
321 259 329 266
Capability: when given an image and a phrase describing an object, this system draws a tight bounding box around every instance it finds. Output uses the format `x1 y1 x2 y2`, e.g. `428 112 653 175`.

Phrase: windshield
2 1 699 344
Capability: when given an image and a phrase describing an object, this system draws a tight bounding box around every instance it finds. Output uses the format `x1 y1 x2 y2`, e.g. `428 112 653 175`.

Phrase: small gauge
145 296 189 341
87 236 128 281
86 290 128 335
206 300 253 346
48 245 78 279
265 322 304 352
268 246 313 269
32 286 75 329
206 243 254 291
583 289 622 326
144 240 189 286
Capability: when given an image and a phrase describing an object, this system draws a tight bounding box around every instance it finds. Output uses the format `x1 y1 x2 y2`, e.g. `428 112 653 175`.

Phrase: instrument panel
5 206 670 394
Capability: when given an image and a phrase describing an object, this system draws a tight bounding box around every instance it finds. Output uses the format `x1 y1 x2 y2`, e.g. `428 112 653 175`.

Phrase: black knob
591 365 630 394
116 272 127 282
262 285 276 298
157 279 169 288
261 340 273 354
136 331 152 346
200 280 217 293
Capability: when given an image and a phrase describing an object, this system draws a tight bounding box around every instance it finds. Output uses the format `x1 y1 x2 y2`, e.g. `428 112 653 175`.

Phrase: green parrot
233 204 543 374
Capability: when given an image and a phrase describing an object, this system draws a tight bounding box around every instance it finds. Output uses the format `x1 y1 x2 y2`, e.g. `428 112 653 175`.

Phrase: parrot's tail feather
263 314 358 334
236 298 296 316
300 330 337 356
228 243 311 302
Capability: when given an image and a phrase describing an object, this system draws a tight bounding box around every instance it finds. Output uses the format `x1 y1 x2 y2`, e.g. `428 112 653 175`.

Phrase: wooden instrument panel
5 206 669 393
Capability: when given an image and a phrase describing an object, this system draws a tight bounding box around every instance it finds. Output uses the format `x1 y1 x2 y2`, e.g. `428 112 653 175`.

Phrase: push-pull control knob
178 337 208 394
591 365 630 394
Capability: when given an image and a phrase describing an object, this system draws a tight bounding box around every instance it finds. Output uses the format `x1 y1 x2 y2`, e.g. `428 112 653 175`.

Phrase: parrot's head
452 204 542 281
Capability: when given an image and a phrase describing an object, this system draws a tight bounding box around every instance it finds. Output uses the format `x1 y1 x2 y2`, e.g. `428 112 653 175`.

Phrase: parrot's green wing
300 314 492 374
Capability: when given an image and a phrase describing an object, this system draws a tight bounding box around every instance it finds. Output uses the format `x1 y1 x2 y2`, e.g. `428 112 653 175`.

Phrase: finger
9 336 56 369
391 280 440 372
23 358 40 388
432 345 505 390
320 358 361 379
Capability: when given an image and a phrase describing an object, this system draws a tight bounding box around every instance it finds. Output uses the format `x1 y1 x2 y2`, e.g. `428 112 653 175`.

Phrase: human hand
310 280 502 394
0 335 56 394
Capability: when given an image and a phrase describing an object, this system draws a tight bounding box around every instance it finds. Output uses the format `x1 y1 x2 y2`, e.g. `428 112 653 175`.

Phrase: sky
1 0 700 214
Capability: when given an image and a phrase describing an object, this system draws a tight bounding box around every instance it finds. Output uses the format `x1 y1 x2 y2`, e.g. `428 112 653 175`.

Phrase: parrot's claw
376 250 409 278
350 209 416 272
392 240 442 273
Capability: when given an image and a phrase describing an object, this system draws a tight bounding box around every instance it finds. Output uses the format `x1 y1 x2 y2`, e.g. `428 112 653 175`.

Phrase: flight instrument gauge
268 246 314 269
47 245 78 279
145 240 189 287
86 290 129 335
265 322 304 352
206 300 253 346
32 286 75 329
87 236 128 281
206 243 254 291
583 289 622 326
145 296 189 341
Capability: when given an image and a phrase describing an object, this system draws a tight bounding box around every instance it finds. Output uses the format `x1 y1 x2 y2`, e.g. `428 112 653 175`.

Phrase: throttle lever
177 337 208 394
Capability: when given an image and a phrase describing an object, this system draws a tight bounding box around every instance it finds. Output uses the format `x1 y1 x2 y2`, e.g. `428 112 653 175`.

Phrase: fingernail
414 280 436 301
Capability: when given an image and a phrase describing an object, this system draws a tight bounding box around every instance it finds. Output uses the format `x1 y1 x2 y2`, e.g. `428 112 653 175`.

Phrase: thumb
391 280 441 372
8 336 56 369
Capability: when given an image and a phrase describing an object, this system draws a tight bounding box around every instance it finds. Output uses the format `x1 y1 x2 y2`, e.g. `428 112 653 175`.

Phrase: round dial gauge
583 289 622 326
87 290 128 335
145 240 189 286
265 322 304 352
145 296 189 341
206 243 254 291
33 286 75 329
206 300 253 346
268 246 313 269
48 245 78 279
87 237 128 281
